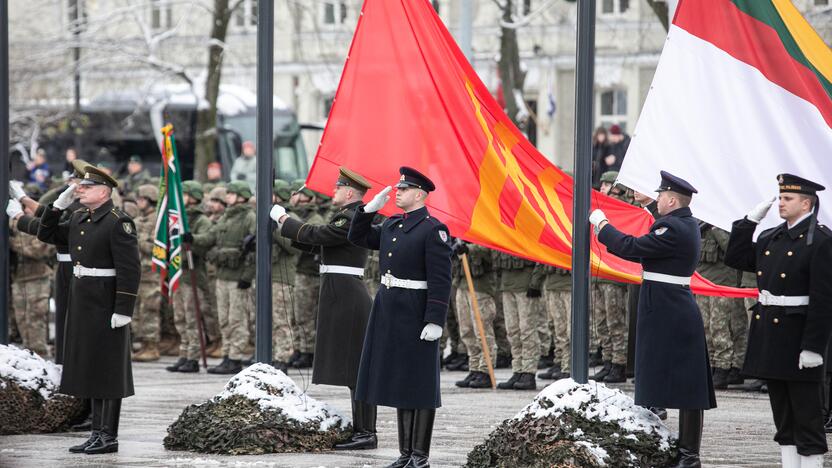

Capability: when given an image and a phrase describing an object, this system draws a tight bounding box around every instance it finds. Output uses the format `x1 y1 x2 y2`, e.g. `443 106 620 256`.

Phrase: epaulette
815 223 832 238
758 225 780 242
110 208 130 220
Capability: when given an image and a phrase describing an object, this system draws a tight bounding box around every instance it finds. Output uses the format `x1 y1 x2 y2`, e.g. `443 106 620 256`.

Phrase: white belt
758 290 809 307
381 273 428 290
642 271 691 286
319 264 365 276
73 265 117 278
56 253 71 262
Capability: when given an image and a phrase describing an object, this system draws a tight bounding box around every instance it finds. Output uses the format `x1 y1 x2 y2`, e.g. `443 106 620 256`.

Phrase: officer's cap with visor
778 173 825 245
655 170 697 197
335 166 372 192
79 165 119 189
70 159 92 179
395 166 436 192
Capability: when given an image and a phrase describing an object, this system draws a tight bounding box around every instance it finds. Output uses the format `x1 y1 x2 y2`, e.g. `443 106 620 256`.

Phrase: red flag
305 0 753 298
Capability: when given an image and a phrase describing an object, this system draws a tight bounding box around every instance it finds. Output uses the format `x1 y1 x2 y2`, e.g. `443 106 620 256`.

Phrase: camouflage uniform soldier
202 185 227 356
442 253 468 370
696 223 749 389
270 180 301 373
495 251 545 391
186 181 256 374
132 184 163 362
452 242 497 389
166 181 213 373
492 270 512 368
7 210 54 357
363 214 386 297
538 265 573 380
287 181 322 368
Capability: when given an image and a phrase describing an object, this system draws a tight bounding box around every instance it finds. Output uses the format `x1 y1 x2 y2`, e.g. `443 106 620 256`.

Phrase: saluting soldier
270 167 377 450
38 165 141 455
348 167 453 468
591 170 716 468
725 174 832 468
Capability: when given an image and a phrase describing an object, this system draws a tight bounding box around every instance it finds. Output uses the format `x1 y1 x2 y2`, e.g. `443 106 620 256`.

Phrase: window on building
601 0 629 15
322 1 348 25
235 0 258 28
151 0 173 30
599 89 627 130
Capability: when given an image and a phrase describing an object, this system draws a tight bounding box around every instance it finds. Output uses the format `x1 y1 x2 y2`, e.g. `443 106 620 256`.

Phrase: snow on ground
0 344 62 400
515 378 672 450
215 363 346 431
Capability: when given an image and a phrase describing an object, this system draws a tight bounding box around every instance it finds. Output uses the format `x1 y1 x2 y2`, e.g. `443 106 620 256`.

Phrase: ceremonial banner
618 0 832 234
306 0 752 297
152 124 189 299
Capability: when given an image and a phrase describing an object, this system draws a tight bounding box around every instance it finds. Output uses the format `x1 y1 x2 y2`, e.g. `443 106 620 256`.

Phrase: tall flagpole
0 0 9 345
570 0 596 384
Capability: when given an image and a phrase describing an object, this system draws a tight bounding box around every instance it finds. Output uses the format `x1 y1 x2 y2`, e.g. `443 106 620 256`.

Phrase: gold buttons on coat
392 238 397 242
387 270 391 274
77 246 82 251
755 314 761 320
773 318 780 324
388 253 392 257
80 231 85 235
765 251 770 256
800 234 804 238
787 251 793 256
757 271 762 276
780 273 786 278
87 219 91 223
399 224 403 228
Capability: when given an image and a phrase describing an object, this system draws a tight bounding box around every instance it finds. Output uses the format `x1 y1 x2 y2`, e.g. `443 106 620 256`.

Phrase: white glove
9 181 26 201
798 350 823 369
110 313 132 329
746 197 777 223
589 209 608 228
6 199 23 219
53 184 77 210
364 186 392 213
419 323 443 341
269 204 286 222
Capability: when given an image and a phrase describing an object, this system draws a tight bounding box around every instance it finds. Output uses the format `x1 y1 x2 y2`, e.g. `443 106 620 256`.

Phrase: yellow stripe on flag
771 0 832 85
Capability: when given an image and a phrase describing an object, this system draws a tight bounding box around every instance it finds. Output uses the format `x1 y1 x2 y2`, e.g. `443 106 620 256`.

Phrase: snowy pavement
0 356 821 467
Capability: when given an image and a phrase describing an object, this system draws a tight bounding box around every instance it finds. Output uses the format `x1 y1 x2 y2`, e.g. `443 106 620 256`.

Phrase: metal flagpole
0 0 10 345
254 0 274 363
570 0 596 384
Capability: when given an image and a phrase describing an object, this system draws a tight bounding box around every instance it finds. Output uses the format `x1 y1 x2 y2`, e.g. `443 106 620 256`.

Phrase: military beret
137 184 159 202
79 164 119 188
336 167 372 191
182 180 204 201
778 173 825 195
600 171 619 184
655 170 697 197
395 166 435 192
227 180 253 199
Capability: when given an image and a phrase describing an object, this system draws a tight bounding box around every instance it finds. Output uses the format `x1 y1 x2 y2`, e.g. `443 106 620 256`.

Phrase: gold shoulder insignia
333 218 347 227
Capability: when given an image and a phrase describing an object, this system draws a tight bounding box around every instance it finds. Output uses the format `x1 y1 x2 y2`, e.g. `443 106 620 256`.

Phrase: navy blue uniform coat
598 206 716 410
348 205 452 409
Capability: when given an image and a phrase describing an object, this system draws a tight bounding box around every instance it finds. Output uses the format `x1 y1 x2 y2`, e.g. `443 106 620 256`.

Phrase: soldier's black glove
451 239 468 256
182 232 194 244
526 288 542 298
242 234 256 253
237 280 252 290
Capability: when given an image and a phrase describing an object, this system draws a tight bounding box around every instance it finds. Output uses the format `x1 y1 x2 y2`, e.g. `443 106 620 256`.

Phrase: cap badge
778 175 784 184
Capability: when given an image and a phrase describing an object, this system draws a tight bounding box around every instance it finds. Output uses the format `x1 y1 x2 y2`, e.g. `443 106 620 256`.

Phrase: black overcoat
598 206 716 410
280 201 372 387
348 205 452 409
38 199 140 399
724 216 832 382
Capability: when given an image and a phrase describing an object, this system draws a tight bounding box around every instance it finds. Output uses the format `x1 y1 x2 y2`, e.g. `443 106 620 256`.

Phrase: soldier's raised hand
746 197 777 223
53 183 77 210
6 199 23 220
364 186 392 213
8 181 26 201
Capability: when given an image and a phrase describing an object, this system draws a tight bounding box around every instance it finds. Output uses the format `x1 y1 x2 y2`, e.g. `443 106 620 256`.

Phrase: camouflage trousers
493 293 510 356
539 305 553 357
11 278 50 357
442 286 466 356
292 273 319 354
203 275 220 343
545 289 572 372
215 279 252 360
272 283 295 362
173 283 209 360
502 291 542 374
592 283 628 365
133 281 163 344
455 288 496 373
696 295 748 370
365 277 379 299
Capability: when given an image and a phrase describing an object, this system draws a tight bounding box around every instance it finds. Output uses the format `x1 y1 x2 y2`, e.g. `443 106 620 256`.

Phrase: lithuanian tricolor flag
306 0 753 297
619 0 832 233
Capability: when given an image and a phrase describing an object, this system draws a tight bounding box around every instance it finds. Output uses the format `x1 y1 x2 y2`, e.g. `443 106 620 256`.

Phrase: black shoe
727 367 744 385
650 407 668 420
537 364 562 380
84 432 118 454
165 357 188 372
588 347 604 367
497 373 521 390
71 413 92 432
287 350 301 366
495 353 512 369
293 353 314 369
386 455 412 468
68 432 99 453
740 379 766 393
592 361 612 381
441 351 460 366
469 372 492 389
207 359 242 375
712 367 729 390
455 371 478 388
513 372 537 390
552 371 571 380
537 355 554 369
271 360 289 373
445 353 468 371
334 431 378 450
404 453 429 468
604 364 627 383
177 359 199 373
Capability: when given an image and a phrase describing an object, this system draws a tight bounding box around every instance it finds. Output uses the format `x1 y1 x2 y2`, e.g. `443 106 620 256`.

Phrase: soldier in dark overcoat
270 167 376 450
591 171 715 468
725 174 832 468
37 165 141 455
348 166 452 468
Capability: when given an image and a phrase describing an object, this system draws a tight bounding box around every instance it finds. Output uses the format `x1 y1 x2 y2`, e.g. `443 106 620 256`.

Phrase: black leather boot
497 373 521 389
177 359 199 373
592 361 612 381
208 358 242 374
727 367 744 385
165 357 188 372
85 399 121 454
405 409 435 468
537 364 561 380
455 371 477 388
293 352 314 369
712 368 729 390
665 409 703 468
69 399 102 453
468 372 492 389
385 409 415 468
70 398 93 432
604 364 627 383
334 391 378 450
513 373 537 390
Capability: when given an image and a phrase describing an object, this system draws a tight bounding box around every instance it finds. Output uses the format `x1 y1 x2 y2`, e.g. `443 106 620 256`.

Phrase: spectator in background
591 127 609 189
604 124 631 173
121 156 151 195
64 148 78 176
27 148 51 190
206 162 223 183
230 141 257 192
